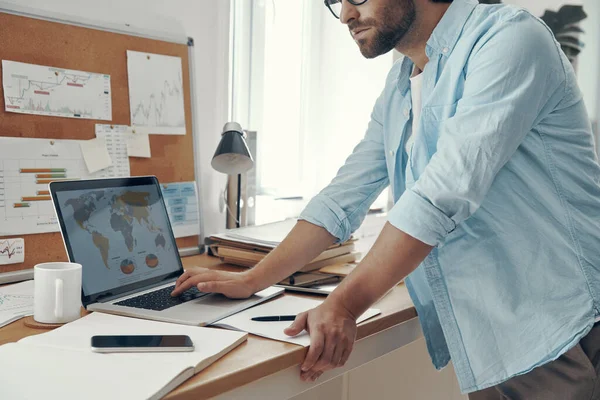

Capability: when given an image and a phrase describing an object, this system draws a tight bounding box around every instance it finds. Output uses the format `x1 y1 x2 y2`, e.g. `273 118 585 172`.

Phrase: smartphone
91 335 194 353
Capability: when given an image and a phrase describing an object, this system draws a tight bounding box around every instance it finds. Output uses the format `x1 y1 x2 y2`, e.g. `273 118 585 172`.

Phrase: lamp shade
211 122 254 174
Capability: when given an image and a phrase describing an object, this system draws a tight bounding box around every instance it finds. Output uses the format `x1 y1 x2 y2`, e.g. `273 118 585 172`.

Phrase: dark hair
431 0 454 2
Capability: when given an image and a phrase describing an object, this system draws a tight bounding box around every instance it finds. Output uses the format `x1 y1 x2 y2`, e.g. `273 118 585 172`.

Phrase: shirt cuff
298 195 352 243
388 190 456 246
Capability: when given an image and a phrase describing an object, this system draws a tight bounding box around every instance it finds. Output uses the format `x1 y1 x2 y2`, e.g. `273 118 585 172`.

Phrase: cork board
0 12 199 273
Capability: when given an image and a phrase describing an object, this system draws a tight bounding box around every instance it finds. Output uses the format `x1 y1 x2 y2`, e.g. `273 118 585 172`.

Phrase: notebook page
213 295 380 347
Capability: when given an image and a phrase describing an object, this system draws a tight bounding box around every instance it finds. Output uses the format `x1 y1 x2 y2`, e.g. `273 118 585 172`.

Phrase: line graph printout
2 60 112 120
0 137 124 235
0 238 24 265
127 51 186 135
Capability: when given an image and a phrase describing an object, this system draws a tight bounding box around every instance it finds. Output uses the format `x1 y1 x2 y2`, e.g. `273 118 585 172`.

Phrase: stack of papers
212 218 299 247
0 280 34 328
0 313 247 400
208 219 360 272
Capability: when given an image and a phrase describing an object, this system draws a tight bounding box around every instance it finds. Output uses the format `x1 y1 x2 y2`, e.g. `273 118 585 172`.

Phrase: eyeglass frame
324 0 369 19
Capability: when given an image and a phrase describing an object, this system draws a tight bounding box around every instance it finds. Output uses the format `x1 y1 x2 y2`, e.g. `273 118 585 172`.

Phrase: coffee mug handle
55 278 64 320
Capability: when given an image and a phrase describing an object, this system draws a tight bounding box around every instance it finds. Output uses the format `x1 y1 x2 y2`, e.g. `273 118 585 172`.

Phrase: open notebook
0 313 247 400
213 295 381 347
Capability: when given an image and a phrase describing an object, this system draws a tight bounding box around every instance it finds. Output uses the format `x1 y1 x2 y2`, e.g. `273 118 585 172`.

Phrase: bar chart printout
0 137 91 235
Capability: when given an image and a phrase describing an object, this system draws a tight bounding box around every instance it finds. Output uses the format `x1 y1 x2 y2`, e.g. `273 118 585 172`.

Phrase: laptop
49 176 283 326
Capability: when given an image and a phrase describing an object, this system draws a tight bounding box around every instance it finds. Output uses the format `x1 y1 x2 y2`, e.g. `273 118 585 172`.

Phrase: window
231 0 394 223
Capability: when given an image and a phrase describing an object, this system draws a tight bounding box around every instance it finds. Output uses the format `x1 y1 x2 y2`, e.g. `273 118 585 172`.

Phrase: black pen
251 315 296 322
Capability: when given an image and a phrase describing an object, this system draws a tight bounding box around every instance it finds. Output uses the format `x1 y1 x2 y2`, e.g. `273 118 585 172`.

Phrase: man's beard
351 0 416 58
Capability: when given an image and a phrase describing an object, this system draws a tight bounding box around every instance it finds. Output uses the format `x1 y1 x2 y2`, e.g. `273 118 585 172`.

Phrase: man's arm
171 221 336 297
247 221 337 289
331 223 432 317
284 223 432 381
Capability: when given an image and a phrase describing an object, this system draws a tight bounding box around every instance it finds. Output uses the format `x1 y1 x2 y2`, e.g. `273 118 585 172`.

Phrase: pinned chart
0 137 128 235
160 182 200 238
2 60 112 120
127 51 186 135
0 238 25 265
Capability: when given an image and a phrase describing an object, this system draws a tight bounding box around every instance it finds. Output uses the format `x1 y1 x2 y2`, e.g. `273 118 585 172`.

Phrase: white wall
0 0 231 238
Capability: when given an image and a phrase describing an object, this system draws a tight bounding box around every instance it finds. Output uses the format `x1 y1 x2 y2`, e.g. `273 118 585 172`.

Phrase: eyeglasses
324 0 368 19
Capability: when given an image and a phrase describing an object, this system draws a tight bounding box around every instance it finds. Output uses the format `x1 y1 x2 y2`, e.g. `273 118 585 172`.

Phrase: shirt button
389 150 395 156
403 109 410 117
442 47 449 54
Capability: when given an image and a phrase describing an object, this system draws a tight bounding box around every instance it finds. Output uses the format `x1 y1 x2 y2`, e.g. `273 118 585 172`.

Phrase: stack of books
207 219 360 272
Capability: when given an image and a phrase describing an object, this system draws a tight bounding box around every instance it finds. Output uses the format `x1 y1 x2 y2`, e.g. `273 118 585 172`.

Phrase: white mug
34 262 82 324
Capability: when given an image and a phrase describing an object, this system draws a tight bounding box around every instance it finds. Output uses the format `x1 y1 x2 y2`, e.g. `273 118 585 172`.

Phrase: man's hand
284 299 358 382
171 267 257 299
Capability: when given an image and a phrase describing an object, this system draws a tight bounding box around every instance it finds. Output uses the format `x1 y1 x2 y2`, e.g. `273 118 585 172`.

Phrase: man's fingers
171 278 197 296
301 370 323 382
172 274 211 296
196 280 228 293
339 344 353 367
313 336 337 371
331 339 346 367
301 328 325 372
311 371 323 382
284 312 308 337
172 269 222 296
175 270 191 287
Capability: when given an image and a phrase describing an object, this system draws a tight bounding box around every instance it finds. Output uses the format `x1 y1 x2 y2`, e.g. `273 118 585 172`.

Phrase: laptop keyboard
115 285 210 311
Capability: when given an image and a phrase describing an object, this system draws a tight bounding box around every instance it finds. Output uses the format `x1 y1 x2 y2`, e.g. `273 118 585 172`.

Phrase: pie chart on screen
120 259 136 275
146 254 159 268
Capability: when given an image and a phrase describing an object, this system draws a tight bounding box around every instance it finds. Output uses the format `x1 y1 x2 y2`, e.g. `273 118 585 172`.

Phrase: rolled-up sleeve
388 13 566 246
298 65 402 242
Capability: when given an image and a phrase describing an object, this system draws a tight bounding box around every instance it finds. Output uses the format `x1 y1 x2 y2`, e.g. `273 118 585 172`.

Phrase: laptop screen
50 177 184 305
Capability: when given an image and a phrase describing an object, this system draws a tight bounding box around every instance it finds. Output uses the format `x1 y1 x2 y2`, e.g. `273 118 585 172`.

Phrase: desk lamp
211 122 254 228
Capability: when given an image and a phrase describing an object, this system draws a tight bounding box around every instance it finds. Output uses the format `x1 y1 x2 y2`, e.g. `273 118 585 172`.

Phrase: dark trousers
469 322 600 400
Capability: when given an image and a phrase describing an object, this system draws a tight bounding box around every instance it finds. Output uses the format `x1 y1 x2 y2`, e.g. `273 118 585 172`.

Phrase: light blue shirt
299 0 600 393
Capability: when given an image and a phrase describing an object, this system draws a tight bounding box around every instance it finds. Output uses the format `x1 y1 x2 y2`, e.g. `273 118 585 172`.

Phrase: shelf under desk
0 253 417 400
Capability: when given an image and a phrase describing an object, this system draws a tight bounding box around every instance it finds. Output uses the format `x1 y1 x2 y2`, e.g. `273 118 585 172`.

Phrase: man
172 0 600 398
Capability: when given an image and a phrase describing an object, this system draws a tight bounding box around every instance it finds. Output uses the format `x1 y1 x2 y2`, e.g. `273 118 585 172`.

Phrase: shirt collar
395 0 478 95
396 57 414 95
426 0 478 57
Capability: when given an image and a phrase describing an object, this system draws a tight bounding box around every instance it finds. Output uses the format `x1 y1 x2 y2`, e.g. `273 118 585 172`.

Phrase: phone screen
91 335 193 349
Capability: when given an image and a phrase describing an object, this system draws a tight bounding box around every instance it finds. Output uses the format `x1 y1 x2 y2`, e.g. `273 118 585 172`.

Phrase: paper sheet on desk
0 280 34 328
212 295 380 347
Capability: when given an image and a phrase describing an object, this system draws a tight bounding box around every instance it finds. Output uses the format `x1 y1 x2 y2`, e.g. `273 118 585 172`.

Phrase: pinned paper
160 182 200 238
80 137 112 174
126 131 151 158
0 238 25 265
94 125 131 178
